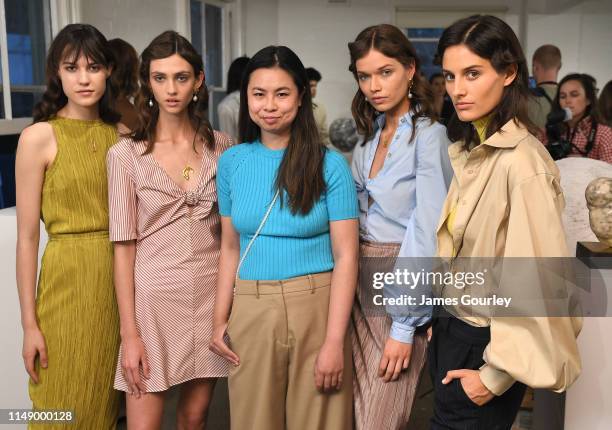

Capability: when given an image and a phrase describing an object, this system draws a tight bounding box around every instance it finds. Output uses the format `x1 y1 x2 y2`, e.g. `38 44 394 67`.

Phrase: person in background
108 31 232 429
218 56 250 142
598 80 612 127
528 44 561 132
429 72 454 125
15 24 121 429
348 24 453 430
544 73 612 162
109 38 140 131
432 15 582 429
209 45 359 430
306 67 331 146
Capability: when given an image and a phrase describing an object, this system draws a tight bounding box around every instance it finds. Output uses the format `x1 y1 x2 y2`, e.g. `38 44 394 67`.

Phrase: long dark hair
226 56 250 94
556 73 602 128
132 31 214 152
239 45 325 215
33 23 119 124
437 15 537 148
108 38 139 99
348 24 437 144
599 80 612 127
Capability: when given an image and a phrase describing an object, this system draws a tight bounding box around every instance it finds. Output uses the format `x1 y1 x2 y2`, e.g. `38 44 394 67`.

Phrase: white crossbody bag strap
235 189 280 279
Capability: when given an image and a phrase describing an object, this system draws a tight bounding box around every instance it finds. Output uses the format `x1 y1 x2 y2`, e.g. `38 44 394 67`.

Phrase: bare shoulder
17 122 57 166
18 122 55 150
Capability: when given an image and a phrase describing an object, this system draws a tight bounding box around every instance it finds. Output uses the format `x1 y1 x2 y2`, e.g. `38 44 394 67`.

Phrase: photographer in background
528 45 561 132
544 73 612 162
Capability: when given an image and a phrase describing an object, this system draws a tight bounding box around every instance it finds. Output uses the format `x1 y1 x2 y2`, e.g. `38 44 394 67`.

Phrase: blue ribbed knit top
217 140 359 280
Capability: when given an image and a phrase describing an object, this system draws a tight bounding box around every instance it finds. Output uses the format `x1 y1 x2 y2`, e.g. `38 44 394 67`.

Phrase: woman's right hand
22 326 47 384
378 337 413 382
209 322 240 366
121 335 150 398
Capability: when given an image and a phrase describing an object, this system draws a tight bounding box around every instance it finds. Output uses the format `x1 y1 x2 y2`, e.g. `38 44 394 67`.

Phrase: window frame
187 0 231 90
0 0 71 136
185 0 234 128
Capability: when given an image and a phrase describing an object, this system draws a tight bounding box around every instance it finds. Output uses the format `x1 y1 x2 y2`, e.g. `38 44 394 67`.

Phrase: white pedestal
565 268 612 429
0 207 46 429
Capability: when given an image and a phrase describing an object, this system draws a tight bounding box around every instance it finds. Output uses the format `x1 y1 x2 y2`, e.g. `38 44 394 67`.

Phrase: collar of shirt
373 110 414 133
448 119 530 164
573 115 594 134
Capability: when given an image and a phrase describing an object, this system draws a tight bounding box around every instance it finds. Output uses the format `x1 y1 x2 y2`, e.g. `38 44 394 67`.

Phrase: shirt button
467 169 474 174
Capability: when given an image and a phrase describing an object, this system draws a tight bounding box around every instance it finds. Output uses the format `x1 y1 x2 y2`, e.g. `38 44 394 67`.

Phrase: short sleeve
107 144 138 241
216 148 233 217
324 150 359 221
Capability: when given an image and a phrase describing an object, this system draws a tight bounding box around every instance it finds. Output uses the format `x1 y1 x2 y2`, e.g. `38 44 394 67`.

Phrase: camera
545 107 573 160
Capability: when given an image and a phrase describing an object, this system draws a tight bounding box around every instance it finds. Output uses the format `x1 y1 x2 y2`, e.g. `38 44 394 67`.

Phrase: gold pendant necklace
182 165 194 180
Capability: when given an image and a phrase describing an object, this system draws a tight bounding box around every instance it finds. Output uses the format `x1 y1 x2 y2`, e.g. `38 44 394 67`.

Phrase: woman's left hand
442 369 495 406
314 340 344 392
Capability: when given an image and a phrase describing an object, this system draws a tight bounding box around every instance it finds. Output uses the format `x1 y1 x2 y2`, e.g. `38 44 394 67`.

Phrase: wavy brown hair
239 46 325 215
33 24 119 124
132 31 214 152
437 15 538 148
348 24 437 144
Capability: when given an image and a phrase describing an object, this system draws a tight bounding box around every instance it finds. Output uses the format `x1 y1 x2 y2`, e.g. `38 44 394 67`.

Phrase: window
190 0 229 129
0 0 52 123
396 9 507 80
406 28 444 80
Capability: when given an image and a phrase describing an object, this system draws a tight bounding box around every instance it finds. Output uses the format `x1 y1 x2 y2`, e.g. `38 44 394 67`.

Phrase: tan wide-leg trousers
227 272 353 430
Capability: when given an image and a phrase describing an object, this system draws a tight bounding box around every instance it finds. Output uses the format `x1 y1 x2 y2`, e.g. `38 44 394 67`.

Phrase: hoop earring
148 98 154 107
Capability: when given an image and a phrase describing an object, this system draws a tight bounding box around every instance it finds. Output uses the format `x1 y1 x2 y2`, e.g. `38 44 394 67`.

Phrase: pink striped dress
107 131 232 392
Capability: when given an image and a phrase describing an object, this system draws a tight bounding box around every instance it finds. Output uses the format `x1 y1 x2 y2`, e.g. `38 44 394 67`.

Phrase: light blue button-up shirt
351 111 453 343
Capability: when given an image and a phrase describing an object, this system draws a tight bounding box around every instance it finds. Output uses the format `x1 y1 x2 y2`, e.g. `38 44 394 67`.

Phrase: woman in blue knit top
209 46 359 430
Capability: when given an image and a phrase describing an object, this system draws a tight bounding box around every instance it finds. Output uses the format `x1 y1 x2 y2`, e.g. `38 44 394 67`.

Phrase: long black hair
437 15 537 148
226 56 250 94
239 45 325 215
33 23 119 124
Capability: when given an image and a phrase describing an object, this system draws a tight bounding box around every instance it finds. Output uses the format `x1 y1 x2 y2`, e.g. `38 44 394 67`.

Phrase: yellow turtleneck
472 113 493 143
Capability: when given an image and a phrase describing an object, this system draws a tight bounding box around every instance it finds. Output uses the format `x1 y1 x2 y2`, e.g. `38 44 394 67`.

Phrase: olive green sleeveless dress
29 117 121 429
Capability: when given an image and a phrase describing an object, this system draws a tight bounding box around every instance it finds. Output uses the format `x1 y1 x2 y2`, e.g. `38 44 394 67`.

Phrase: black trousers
429 307 526 430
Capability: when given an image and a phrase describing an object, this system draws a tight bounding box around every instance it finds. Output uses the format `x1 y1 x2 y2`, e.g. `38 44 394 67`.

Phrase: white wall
243 0 279 57
278 0 392 122
79 0 180 53
524 0 612 91
0 209 47 430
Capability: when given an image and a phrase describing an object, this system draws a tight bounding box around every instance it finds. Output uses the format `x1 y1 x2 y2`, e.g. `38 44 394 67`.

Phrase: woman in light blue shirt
348 24 453 429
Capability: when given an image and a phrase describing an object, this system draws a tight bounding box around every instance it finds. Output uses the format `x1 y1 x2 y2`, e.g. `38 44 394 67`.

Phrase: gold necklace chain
182 126 201 181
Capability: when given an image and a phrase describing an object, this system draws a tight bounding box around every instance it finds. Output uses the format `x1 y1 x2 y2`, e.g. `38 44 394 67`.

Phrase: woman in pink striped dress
107 31 232 429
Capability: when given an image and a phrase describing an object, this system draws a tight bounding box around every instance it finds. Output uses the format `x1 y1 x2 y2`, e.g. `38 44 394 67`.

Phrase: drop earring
192 93 198 102
408 79 413 99
148 98 154 107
